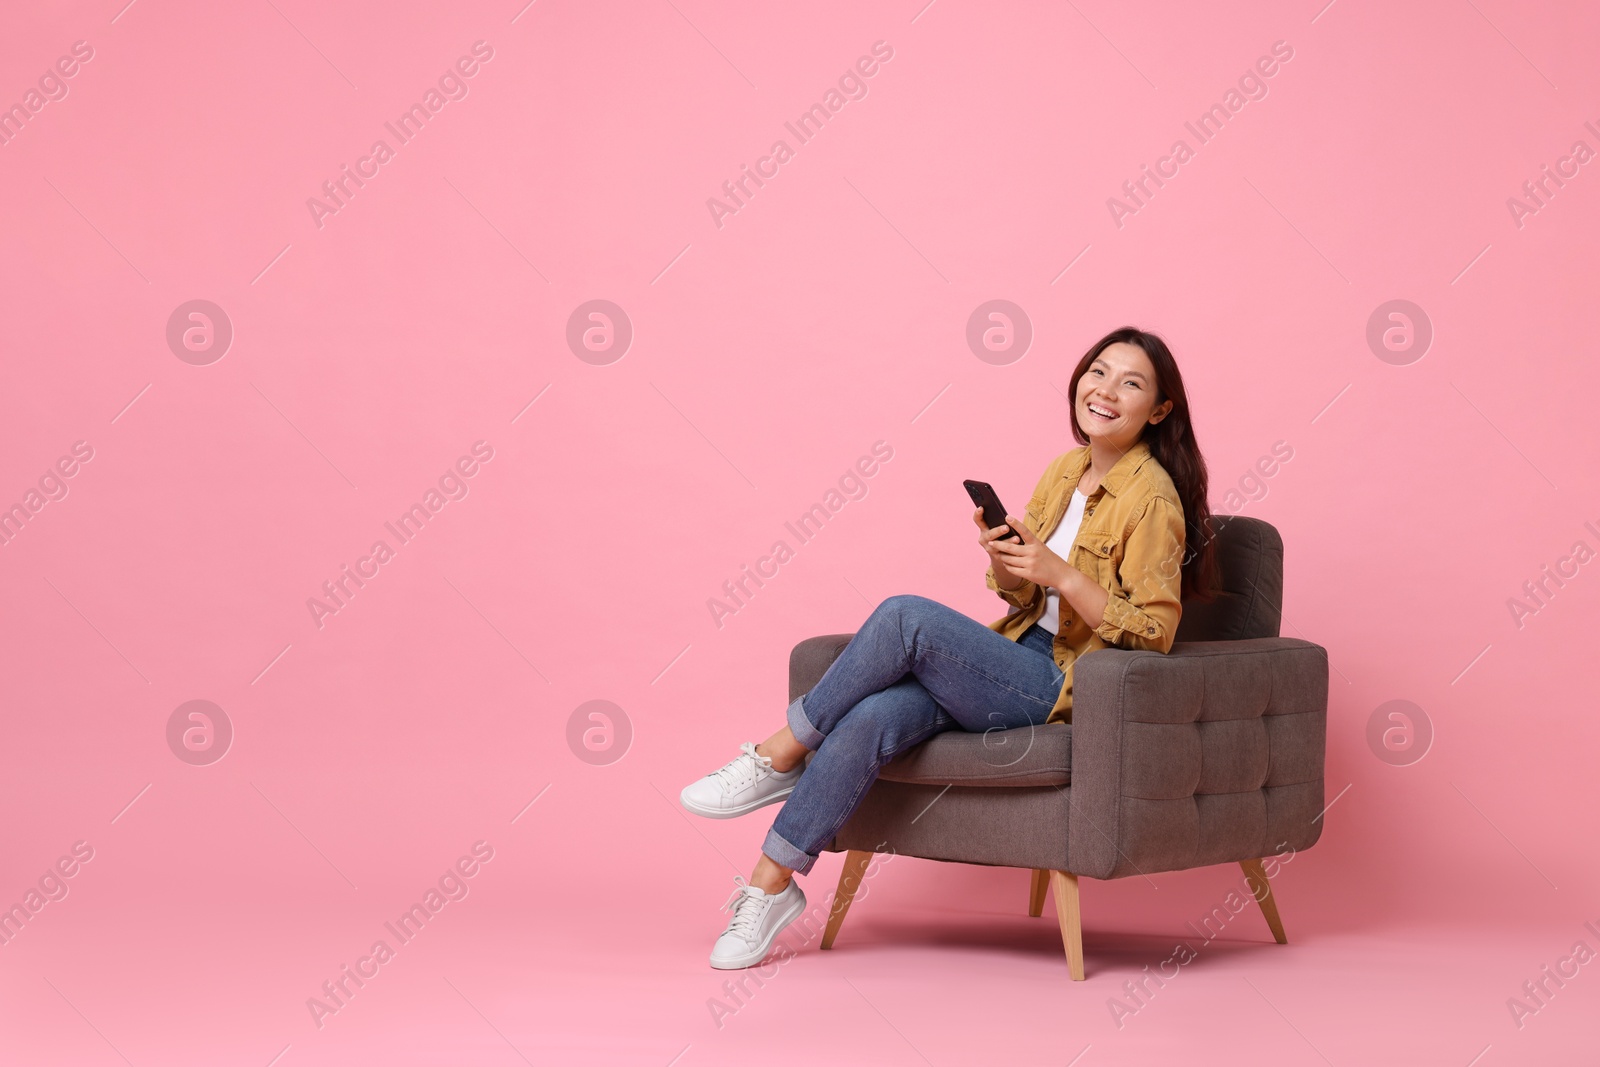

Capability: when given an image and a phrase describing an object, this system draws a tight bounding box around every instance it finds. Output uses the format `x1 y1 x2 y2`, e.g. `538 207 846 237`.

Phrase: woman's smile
1075 341 1168 447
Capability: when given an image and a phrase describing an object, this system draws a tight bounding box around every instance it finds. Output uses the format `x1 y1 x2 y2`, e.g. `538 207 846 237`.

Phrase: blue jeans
763 594 1065 875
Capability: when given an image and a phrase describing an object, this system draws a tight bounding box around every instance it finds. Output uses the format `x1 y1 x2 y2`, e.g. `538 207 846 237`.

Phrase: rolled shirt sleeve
984 461 1056 612
987 563 1039 610
1092 494 1185 652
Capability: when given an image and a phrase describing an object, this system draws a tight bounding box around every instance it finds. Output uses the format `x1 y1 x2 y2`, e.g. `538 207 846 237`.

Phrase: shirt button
1146 626 1156 634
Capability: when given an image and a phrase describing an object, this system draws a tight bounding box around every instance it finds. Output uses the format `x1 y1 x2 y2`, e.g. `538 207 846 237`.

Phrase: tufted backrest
1172 515 1284 643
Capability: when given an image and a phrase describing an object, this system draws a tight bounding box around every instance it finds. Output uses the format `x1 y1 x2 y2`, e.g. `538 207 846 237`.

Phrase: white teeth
1088 404 1117 419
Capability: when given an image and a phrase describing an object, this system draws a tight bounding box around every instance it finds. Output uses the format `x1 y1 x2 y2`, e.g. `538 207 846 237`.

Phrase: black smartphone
963 479 1023 542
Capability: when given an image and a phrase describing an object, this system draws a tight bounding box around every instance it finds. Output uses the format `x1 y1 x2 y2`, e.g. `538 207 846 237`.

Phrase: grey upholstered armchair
790 515 1328 980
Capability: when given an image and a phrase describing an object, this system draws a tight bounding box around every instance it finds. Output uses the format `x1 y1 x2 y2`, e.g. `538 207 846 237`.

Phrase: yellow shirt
984 437 1186 724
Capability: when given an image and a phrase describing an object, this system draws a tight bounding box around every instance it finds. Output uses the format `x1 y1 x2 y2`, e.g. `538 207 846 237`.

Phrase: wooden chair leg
1027 868 1048 917
1240 858 1288 944
1047 870 1085 980
820 850 874 950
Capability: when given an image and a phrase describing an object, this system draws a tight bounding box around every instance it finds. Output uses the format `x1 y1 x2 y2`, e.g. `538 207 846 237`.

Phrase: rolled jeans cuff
761 826 818 876
786 693 826 750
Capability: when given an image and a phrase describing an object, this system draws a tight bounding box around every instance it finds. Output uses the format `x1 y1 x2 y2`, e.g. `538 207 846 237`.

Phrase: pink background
2 0 1598 1063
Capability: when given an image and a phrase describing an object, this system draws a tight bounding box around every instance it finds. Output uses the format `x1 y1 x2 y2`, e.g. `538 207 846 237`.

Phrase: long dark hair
1067 326 1221 604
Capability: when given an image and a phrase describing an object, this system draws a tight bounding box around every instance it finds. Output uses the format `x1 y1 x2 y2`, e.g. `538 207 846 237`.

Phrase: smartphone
964 479 1023 542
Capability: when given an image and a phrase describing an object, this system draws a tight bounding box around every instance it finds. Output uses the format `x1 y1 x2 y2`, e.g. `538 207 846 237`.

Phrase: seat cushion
876 722 1071 787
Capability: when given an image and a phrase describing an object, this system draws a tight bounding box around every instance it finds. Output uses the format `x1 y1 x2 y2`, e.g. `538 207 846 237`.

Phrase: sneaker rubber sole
709 887 808 970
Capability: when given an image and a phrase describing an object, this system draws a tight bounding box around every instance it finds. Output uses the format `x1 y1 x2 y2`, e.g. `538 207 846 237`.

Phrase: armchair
788 515 1328 979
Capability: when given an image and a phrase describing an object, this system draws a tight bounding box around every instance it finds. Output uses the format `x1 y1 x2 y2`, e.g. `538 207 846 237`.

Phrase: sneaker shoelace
713 741 773 792
721 877 773 942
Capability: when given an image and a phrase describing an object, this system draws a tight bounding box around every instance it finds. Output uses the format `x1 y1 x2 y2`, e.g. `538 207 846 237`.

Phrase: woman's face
1075 342 1173 449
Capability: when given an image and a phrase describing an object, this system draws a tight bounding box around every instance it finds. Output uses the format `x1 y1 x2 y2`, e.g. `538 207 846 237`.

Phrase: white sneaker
710 876 807 969
680 741 802 819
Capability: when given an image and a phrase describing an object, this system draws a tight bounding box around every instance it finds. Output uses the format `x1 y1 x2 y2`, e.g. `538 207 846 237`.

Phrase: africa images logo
705 41 895 229
305 41 496 229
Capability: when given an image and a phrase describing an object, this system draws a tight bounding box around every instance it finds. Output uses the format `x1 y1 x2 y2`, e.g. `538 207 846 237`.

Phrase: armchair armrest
1066 638 1329 880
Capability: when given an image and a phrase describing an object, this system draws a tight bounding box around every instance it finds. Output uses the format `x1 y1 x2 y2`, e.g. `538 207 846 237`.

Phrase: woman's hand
973 507 1027 588
988 512 1071 591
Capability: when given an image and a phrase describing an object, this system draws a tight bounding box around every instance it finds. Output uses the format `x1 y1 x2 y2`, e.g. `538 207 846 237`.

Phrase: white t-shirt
1036 487 1090 636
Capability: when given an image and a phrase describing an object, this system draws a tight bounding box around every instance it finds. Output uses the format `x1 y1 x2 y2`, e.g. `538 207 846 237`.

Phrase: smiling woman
679 325 1222 971
980 328 1220 723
